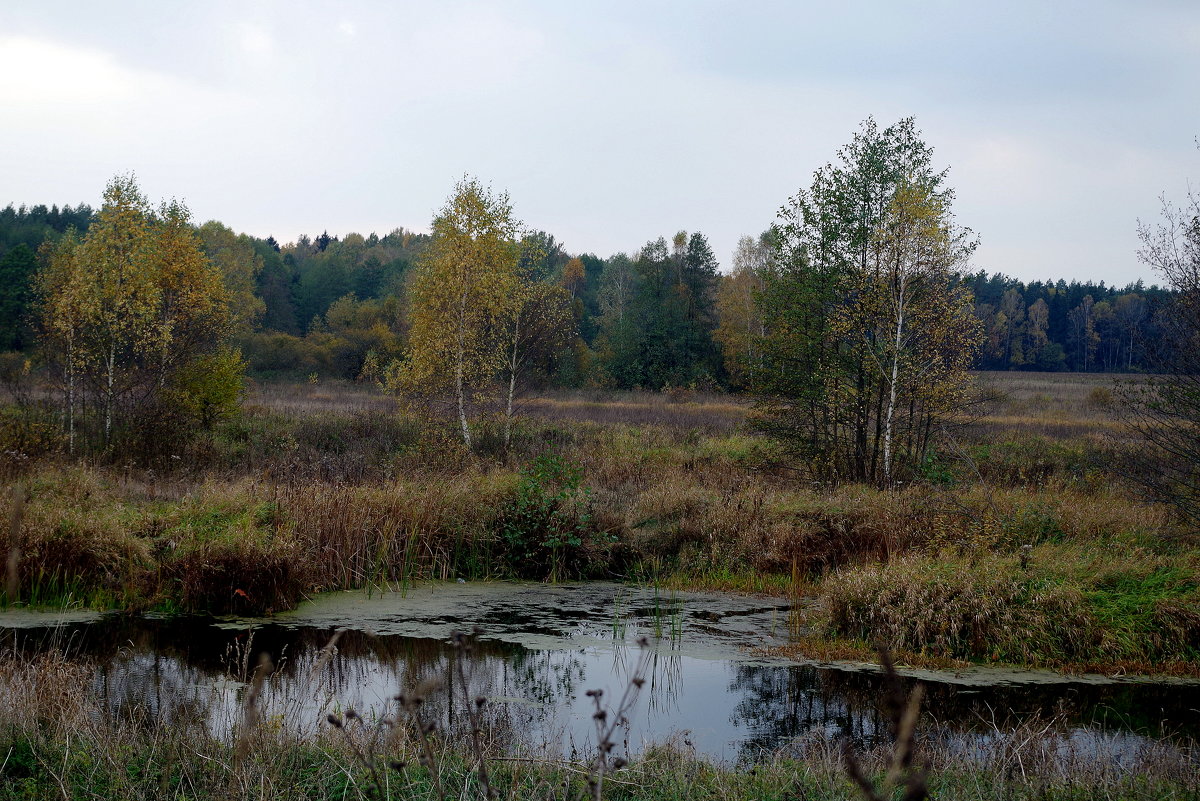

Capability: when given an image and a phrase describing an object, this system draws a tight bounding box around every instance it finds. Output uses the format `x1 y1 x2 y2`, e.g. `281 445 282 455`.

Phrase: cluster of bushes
239 294 406 380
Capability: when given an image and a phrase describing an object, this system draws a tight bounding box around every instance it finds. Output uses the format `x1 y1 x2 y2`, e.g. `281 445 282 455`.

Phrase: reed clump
814 547 1200 671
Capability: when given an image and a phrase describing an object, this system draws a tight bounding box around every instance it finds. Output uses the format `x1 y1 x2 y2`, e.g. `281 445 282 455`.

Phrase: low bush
497 452 602 580
817 554 1097 663
967 436 1097 486
0 406 63 475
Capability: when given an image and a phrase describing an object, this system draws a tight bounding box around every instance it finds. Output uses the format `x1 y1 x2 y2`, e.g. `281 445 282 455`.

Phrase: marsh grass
812 546 1200 671
2 374 1198 671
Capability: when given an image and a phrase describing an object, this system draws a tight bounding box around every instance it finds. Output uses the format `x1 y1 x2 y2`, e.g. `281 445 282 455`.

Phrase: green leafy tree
244 234 299 335
755 118 982 484
0 244 38 350
594 232 722 389
198 221 265 335
168 346 247 428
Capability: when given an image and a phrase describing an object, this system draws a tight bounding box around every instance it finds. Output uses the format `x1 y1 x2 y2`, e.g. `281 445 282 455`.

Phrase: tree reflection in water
728 662 1200 763
4 613 1200 761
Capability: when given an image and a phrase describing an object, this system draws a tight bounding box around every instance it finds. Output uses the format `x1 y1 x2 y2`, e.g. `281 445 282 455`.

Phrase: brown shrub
168 536 307 615
817 554 1098 663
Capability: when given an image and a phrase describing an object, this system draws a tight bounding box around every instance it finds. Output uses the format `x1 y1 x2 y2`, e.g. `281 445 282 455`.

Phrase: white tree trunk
104 343 115 443
882 282 906 484
66 342 76 455
455 290 472 449
503 310 521 449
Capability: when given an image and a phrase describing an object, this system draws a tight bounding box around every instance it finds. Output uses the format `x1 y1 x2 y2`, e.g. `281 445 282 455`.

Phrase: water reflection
3 600 1200 762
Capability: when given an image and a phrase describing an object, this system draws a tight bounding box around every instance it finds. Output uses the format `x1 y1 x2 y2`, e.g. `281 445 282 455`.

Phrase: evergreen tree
0 244 38 350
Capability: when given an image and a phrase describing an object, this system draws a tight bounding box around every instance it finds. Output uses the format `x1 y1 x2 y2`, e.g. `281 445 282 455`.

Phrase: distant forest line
0 201 1173 387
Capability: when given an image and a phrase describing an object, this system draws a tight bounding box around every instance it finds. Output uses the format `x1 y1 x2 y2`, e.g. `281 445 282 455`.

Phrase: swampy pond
3 582 1199 762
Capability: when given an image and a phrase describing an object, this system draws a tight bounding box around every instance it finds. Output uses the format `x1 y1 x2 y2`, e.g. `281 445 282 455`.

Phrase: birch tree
850 182 979 482
715 232 774 389
501 278 572 447
392 177 521 447
36 175 234 450
74 176 161 441
36 230 86 453
755 118 982 484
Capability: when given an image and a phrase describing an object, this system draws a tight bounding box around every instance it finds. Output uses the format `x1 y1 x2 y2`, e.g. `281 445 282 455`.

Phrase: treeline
0 203 95 350
968 273 1173 372
0 202 1172 386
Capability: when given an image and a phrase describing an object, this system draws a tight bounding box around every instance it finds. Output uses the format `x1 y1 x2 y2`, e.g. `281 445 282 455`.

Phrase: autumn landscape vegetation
1 118 1199 799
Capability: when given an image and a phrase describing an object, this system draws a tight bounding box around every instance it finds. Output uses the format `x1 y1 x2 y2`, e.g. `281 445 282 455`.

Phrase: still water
2 582 1198 762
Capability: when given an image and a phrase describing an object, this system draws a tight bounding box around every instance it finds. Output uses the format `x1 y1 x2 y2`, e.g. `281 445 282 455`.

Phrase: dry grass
249 381 748 433
971 371 1133 442
517 389 746 432
4 373 1198 672
249 378 396 416
0 416 1185 624
811 545 1200 673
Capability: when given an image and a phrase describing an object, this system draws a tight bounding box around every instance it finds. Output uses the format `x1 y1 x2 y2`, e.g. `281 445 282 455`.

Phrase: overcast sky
2 1 1197 285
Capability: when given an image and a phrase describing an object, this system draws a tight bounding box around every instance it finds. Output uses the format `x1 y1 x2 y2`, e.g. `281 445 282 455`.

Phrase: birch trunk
104 343 115 444
882 280 906 484
66 342 76 455
455 289 472 448
503 309 521 449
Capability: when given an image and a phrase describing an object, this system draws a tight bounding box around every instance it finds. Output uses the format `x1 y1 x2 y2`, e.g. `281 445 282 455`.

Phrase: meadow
2 371 1197 675
3 371 1200 799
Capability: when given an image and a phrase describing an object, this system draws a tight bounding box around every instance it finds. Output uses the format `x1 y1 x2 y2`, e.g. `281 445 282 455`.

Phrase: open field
250 381 749 431
251 371 1131 441
2 372 1198 675
972 370 1132 441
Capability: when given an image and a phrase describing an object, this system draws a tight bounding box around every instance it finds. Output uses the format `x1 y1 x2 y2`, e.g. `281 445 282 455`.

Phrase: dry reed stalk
586 636 652 801
312 627 345 675
234 652 274 761
449 629 498 800
394 674 447 801
842 646 928 801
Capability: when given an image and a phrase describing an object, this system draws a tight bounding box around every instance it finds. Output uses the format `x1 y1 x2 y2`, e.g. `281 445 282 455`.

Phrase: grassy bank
2 374 1198 674
800 547 1200 674
6 733 1194 801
